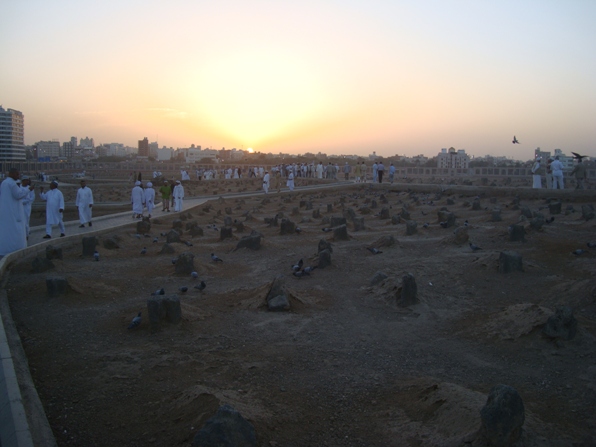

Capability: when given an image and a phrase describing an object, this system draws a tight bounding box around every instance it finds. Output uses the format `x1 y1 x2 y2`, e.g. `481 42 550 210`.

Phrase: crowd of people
531 155 587 190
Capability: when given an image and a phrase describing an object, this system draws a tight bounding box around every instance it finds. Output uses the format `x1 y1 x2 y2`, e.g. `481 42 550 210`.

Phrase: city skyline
2 1 595 159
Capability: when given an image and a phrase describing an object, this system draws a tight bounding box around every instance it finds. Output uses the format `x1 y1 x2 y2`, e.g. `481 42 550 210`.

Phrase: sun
247 148 254 153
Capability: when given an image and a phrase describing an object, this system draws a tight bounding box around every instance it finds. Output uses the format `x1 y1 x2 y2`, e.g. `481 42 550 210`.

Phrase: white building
185 147 217 163
437 148 469 169
156 148 174 161
0 106 25 160
36 140 61 159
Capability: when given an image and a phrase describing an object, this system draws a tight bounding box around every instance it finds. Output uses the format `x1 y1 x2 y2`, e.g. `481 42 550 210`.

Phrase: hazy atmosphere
2 0 595 157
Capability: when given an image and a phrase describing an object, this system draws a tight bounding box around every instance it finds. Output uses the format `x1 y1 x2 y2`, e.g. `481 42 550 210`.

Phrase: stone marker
581 204 595 221
266 276 290 311
225 207 232 215
220 227 233 240
327 203 333 212
235 231 262 251
166 230 182 244
446 198 455 205
396 273 418 307
333 224 349 241
453 226 468 244
370 271 388 286
405 220 417 235
45 245 63 260
343 208 356 221
508 224 525 242
305 201 313 210
437 209 456 227
172 219 183 230
318 239 333 254
192 404 257 447
400 208 411 220
499 251 523 273
520 206 533 219
318 249 332 268
32 257 54 273
137 219 151 235
548 201 562 215
102 237 120 250
147 294 182 331
371 199 378 209
472 198 481 210
279 218 296 235
479 384 525 447
189 226 204 237
378 207 390 219
312 208 321 218
81 236 98 257
223 216 232 227
391 215 400 225
175 251 195 275
530 214 545 230
159 243 176 254
542 305 577 340
291 207 300 216
46 277 69 297
491 208 502 222
330 216 347 227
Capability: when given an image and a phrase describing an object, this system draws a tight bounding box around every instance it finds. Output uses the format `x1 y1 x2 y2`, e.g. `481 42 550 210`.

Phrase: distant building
138 137 149 157
0 106 26 160
156 148 174 161
70 136 78 148
36 140 61 159
553 149 574 171
437 147 469 169
61 141 74 159
534 147 550 160
149 141 158 159
80 136 94 148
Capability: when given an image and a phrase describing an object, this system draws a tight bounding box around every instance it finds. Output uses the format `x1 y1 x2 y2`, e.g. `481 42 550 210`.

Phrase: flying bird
140 247 147 255
367 247 383 255
512 136 520 144
179 286 188 293
211 253 223 263
291 259 304 272
571 152 587 160
93 250 100 262
469 242 482 252
194 280 207 291
128 312 142 329
151 288 165 296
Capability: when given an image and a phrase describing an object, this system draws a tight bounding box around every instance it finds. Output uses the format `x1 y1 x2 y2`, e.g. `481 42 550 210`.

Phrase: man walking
377 161 385 183
159 181 170 212
40 181 65 238
173 180 185 212
20 176 35 238
76 179 94 227
145 182 156 217
131 181 145 218
0 168 35 256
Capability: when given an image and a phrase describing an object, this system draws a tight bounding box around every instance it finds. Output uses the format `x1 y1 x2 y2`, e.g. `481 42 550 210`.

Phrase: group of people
131 179 185 218
531 155 587 190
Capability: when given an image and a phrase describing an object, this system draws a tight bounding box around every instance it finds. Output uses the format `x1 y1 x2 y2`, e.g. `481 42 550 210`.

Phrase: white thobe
286 173 295 191
21 187 35 235
131 186 145 214
145 187 156 214
173 184 184 212
40 188 65 235
76 186 94 224
0 178 31 256
263 174 270 194
316 164 323 179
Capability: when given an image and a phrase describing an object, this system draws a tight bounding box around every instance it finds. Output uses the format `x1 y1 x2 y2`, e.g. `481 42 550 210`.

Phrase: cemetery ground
4 181 596 446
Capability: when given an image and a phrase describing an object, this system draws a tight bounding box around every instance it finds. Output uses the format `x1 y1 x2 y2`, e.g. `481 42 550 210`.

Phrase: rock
491 208 502 222
472 198 481 210
137 219 151 235
159 243 176 254
175 251 195 275
330 216 347 227
280 218 296 235
172 219 183 230
318 249 332 268
192 404 257 447
549 201 562 215
453 226 469 244
370 271 388 286
312 208 321 218
147 294 182 331
530 215 545 230
353 217 365 231
31 257 55 273
499 251 523 273
396 273 418 307
437 209 455 227
508 224 525 242
520 206 533 219
46 277 69 297
318 239 333 254
542 305 577 340
102 237 120 250
266 276 290 312
189 226 204 237
45 245 63 260
400 208 411 220
581 204 595 221
391 215 400 225
333 224 349 241
81 236 98 257
405 220 417 235
479 384 525 447
166 230 182 244
378 207 390 219
327 203 333 213
235 231 262 250
220 227 233 240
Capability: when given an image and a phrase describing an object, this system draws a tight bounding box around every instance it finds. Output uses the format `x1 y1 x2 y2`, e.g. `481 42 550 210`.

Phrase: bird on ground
153 237 159 243
440 221 449 228
140 247 147 255
322 227 333 232
422 223 429 229
179 287 188 293
135 234 141 239
302 266 317 274
571 152 587 160
464 220 469 227
144 234 151 238
191 271 199 278
160 232 167 236
171 257 178 265
469 242 482 252
211 253 223 262
367 247 383 255
185 241 193 247
512 136 520 144
572 249 587 256
128 312 142 329
194 281 206 291
93 250 100 261
293 270 309 278
291 259 304 272
545 217 555 224
151 288 165 296
295 227 302 234
587 242 596 248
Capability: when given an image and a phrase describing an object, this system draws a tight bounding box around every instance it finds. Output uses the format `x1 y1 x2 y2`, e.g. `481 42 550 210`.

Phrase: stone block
499 251 523 273
479 384 525 447
542 305 577 340
81 236 98 257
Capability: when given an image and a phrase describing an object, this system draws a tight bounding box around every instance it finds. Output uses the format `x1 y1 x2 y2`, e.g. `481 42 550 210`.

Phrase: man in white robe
131 181 145 218
531 158 542 189
76 180 94 227
173 180 185 212
20 176 36 238
0 168 35 256
40 181 65 238
145 182 156 217
262 171 270 194
316 162 323 179
286 171 295 191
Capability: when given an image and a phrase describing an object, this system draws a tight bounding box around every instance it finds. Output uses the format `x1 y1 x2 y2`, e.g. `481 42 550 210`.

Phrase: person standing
389 163 396 184
377 161 385 183
173 180 185 212
40 181 65 238
551 156 564 189
316 162 323 179
159 181 171 212
343 162 351 181
545 158 553 189
145 182 156 217
263 171 270 194
75 179 94 228
131 181 145 219
0 168 35 256
372 161 378 183
286 171 295 191
354 162 362 183
361 162 367 182
20 176 35 238
570 158 586 190
531 157 542 189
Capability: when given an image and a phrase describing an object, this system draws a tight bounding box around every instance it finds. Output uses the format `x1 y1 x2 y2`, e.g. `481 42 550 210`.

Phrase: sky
1 0 595 159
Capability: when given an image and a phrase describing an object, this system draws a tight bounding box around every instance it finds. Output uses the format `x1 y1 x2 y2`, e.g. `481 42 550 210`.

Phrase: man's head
21 176 31 186
50 181 58 189
80 180 86 188
8 168 19 180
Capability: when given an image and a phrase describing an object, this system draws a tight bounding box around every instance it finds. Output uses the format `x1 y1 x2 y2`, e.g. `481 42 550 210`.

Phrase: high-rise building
36 140 61 159
70 136 78 148
437 147 469 169
138 137 149 157
62 141 74 159
0 106 26 160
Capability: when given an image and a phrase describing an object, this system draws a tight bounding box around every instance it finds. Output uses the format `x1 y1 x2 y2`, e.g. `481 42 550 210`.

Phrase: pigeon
93 250 100 261
571 152 587 160
153 237 159 243
171 257 178 265
422 222 429 229
194 281 206 291
191 271 199 278
211 253 223 263
367 247 383 255
545 217 555 224
587 242 596 249
128 312 142 329
302 266 317 274
135 233 141 239
512 135 520 144
185 241 193 247
144 234 151 238
572 249 587 256
151 288 165 296
295 227 302 234
291 259 304 272
440 221 449 228
322 227 333 232
293 270 308 278
464 220 469 227
179 286 188 293
469 242 482 252
140 247 147 255
160 232 167 236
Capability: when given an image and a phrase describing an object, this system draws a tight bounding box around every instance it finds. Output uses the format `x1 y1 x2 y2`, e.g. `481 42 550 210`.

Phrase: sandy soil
5 178 596 446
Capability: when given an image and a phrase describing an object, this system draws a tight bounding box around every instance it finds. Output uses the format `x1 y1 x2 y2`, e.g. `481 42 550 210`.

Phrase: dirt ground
5 178 596 446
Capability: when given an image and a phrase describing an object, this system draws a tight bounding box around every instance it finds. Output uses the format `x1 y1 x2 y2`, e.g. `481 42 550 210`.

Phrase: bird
160 232 167 236
587 242 596 249
545 217 555 224
302 266 317 274
422 222 429 229
93 250 100 261
571 152 587 160
191 271 199 278
295 227 302 234
512 135 520 144
144 234 151 238
572 249 587 256
367 247 383 255
184 241 193 247
469 242 482 252
291 259 304 272
179 286 188 293
211 253 223 263
293 270 309 278
440 221 449 228
135 233 141 239
151 288 165 296
171 257 178 265
128 312 142 329
464 220 469 227
194 281 206 291
153 237 159 243
140 247 147 255
322 227 333 232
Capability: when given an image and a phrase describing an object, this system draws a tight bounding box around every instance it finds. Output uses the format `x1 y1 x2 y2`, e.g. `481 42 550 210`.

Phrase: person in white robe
173 180 185 212
286 171 295 191
76 179 94 227
316 162 323 179
262 171 270 194
20 176 36 238
144 182 156 217
531 157 542 189
131 181 145 218
0 169 35 256
40 181 65 238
